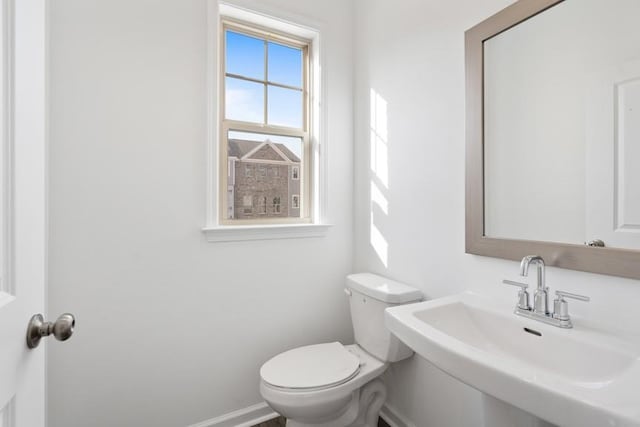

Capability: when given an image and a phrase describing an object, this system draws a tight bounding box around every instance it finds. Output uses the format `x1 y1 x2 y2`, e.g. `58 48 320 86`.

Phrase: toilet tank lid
346 273 422 304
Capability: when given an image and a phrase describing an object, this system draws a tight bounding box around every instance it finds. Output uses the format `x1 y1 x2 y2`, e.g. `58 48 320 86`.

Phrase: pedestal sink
385 292 640 427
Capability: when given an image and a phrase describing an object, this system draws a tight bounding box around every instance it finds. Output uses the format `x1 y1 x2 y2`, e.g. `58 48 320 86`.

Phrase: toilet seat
260 342 360 391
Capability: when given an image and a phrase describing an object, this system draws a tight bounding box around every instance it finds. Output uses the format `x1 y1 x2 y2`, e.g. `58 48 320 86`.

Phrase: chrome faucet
520 255 548 314
503 255 590 328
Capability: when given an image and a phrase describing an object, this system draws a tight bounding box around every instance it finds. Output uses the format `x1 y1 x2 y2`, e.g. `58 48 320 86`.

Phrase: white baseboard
187 402 279 427
188 401 412 427
380 403 417 427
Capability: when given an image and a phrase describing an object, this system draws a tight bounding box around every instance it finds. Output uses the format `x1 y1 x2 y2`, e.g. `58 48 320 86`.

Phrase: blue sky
225 30 303 130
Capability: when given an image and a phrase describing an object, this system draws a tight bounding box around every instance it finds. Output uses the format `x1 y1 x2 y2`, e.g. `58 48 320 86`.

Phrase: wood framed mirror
465 0 640 279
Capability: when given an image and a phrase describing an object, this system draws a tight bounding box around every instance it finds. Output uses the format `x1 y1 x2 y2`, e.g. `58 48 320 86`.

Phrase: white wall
47 1 354 426
353 0 640 425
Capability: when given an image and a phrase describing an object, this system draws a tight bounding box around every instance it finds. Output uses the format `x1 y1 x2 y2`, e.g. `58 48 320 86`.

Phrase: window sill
201 223 331 243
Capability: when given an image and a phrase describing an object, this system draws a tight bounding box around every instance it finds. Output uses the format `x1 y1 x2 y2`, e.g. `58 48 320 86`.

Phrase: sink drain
523 327 542 337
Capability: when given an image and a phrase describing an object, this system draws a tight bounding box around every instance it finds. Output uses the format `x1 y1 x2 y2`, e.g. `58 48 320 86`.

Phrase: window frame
203 3 330 243
219 19 312 225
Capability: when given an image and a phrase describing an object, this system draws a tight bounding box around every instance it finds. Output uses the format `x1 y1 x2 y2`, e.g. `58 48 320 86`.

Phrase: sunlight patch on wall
369 89 389 267
371 181 388 215
370 89 389 189
370 213 389 268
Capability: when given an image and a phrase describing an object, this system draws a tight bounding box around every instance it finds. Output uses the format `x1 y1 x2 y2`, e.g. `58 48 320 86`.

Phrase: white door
586 60 640 250
0 0 47 425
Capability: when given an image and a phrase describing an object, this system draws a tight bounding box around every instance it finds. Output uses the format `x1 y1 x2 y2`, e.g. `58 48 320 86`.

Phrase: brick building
227 139 301 220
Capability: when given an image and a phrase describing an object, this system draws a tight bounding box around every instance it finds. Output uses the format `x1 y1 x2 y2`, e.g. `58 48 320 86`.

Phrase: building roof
228 139 301 163
227 139 257 159
275 144 300 163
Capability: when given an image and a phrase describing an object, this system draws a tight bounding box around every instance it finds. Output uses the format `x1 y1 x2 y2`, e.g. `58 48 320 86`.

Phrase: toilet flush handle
344 288 352 297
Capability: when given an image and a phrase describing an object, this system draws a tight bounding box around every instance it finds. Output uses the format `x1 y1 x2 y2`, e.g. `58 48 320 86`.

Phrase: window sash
226 72 303 92
222 20 309 130
219 20 312 225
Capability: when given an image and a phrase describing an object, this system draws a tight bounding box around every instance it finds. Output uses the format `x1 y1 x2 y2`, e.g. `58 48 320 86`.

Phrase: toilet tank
346 273 422 362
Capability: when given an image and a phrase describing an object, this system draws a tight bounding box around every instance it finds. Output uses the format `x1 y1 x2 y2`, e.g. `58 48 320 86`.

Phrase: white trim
202 223 330 242
241 141 269 161
219 2 319 40
1 397 15 427
186 402 278 427
205 0 220 228
380 404 417 427
308 19 327 224
240 158 297 166
204 1 329 235
0 0 14 296
240 141 291 163
268 141 296 163
187 401 412 427
44 0 51 423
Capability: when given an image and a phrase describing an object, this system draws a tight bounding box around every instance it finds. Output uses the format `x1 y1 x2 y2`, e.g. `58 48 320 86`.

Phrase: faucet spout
520 255 545 290
520 255 547 314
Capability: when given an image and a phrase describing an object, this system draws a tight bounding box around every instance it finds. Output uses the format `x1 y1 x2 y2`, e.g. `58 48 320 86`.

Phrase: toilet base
285 379 387 427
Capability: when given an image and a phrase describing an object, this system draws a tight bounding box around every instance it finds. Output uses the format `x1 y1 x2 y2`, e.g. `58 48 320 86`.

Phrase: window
221 19 311 224
203 5 330 242
242 195 253 215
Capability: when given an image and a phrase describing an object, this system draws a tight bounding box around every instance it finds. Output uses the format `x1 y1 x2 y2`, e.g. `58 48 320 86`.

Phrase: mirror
466 0 640 279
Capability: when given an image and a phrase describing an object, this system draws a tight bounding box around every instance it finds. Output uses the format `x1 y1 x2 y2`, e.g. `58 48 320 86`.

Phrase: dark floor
253 416 391 427
253 417 286 427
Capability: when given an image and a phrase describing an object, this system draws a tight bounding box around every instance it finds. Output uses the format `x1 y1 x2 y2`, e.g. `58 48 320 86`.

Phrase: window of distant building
220 16 310 224
259 196 267 214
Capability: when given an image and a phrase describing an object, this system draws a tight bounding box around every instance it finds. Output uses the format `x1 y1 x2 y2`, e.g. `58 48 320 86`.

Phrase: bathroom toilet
259 273 422 427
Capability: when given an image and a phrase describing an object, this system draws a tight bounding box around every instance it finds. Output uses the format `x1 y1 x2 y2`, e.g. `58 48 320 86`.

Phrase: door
0 0 47 425
586 60 640 249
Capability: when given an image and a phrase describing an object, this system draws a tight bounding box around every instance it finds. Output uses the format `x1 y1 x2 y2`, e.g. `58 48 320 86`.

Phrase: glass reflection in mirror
483 0 640 250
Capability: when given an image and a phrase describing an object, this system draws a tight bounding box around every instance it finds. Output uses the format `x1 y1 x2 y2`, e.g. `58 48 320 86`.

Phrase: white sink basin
385 292 640 427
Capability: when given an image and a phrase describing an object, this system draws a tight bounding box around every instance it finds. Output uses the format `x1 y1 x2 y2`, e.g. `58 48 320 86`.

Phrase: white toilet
259 273 422 427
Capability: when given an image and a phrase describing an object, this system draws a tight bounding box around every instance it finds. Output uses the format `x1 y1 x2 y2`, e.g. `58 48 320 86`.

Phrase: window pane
225 77 264 123
225 30 264 80
268 42 303 88
226 130 303 220
267 86 302 128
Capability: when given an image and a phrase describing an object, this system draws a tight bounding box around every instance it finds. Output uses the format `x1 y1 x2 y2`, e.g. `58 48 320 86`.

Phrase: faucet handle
555 290 590 302
502 280 530 311
553 290 590 321
503 279 528 289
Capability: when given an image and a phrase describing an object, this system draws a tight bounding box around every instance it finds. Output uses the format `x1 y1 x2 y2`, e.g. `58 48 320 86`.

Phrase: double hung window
221 20 311 224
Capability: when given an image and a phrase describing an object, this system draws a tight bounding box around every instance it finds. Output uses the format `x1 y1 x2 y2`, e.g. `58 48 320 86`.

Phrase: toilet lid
260 342 360 390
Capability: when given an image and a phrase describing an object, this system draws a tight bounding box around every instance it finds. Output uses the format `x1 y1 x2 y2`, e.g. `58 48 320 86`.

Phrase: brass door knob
26 313 76 349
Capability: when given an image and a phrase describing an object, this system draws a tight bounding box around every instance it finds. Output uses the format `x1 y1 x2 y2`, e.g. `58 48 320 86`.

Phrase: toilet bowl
259 273 422 427
261 344 387 426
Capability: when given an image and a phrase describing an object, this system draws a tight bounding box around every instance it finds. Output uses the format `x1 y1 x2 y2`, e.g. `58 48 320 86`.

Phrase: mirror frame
465 0 640 280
